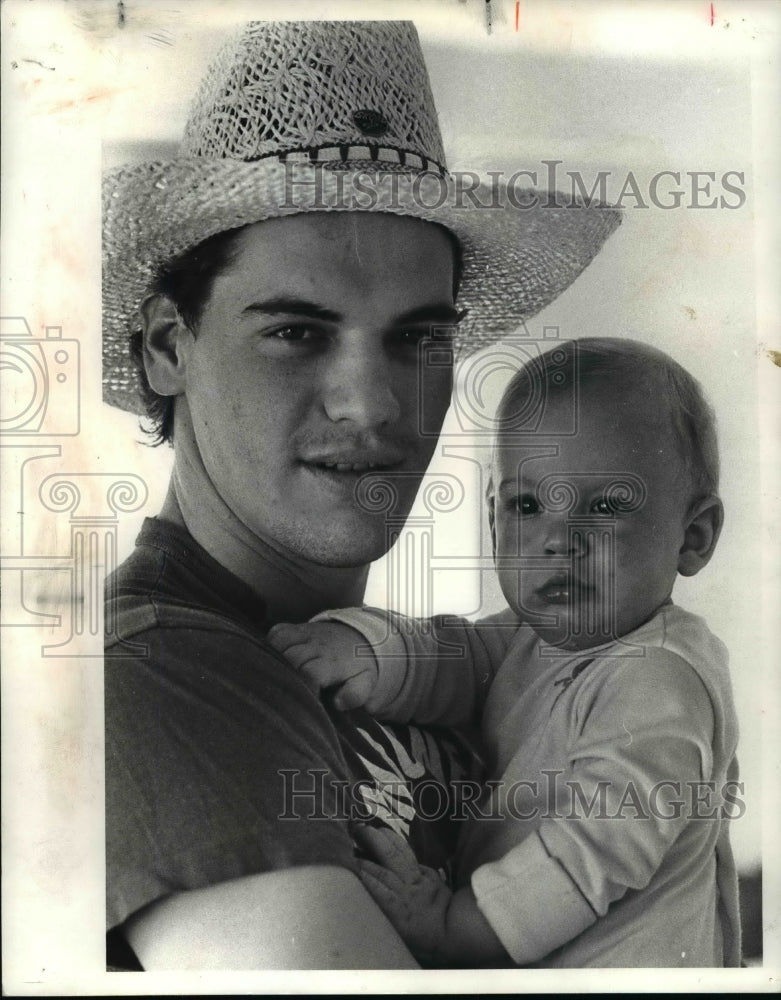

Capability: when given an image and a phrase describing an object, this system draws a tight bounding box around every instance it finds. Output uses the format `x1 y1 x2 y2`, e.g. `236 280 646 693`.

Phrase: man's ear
140 293 194 397
678 495 724 577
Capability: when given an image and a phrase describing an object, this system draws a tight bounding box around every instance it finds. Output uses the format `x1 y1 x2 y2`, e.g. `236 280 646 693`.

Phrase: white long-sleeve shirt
318 603 741 968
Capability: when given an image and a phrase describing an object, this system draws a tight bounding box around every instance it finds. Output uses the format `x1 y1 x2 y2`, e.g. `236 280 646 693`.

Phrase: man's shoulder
106 590 268 646
106 516 270 650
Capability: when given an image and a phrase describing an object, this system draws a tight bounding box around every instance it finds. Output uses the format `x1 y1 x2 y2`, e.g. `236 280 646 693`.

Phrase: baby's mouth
535 572 589 605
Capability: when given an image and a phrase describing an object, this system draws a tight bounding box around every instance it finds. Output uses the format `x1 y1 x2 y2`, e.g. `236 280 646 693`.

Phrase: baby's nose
543 519 587 556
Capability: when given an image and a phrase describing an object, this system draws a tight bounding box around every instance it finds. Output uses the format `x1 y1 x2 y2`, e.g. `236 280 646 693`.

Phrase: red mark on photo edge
710 3 715 25
515 1 520 31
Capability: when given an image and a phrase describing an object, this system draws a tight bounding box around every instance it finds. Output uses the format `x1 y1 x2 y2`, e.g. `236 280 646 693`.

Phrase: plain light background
2 0 779 992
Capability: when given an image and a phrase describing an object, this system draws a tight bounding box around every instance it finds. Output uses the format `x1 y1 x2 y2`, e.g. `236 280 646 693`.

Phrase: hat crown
182 21 447 170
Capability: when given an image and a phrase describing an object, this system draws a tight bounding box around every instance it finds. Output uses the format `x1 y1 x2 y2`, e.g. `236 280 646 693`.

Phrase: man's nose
322 343 402 427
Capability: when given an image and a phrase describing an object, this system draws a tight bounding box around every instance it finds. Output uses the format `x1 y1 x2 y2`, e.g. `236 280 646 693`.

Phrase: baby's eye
514 494 540 515
589 497 614 515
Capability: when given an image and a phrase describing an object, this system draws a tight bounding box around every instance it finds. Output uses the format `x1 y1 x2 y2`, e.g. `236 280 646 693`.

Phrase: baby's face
491 383 693 650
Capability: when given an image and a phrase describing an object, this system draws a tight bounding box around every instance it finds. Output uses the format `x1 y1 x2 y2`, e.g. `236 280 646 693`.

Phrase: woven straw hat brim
103 157 621 414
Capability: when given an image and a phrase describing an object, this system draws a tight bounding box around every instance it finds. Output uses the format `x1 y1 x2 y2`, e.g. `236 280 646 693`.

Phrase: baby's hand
267 621 379 710
355 825 452 964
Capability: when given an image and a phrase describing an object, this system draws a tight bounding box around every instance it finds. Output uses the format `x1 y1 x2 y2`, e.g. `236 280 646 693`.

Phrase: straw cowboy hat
103 20 621 413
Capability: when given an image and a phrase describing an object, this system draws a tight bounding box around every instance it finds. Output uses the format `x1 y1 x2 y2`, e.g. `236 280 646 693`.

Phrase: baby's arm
355 649 722 967
468 649 719 965
269 606 519 726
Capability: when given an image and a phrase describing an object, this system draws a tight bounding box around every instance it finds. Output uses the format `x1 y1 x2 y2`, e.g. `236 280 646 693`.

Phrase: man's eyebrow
241 298 342 322
241 300 466 327
395 304 467 326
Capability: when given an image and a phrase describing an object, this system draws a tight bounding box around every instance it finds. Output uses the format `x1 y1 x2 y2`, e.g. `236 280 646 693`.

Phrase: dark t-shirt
105 518 358 931
105 518 479 940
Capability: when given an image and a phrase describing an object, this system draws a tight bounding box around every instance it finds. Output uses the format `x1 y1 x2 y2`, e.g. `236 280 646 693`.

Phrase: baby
269 338 741 968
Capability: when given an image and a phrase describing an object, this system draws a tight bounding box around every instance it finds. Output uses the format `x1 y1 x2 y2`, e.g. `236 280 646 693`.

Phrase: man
103 20 619 969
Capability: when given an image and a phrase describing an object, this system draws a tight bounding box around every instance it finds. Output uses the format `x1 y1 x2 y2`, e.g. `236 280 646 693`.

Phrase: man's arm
105 622 392 953
124 865 418 970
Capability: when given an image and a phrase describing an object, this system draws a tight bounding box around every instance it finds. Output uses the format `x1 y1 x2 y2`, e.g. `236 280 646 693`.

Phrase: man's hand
268 621 379 710
355 825 453 964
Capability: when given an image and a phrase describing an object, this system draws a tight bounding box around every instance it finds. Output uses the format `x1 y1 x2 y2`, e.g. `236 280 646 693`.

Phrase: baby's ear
485 472 497 557
678 495 724 577
487 496 497 557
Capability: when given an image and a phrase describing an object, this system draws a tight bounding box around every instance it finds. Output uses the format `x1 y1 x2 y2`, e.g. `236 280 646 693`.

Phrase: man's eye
396 327 434 346
513 494 539 515
394 322 460 348
266 325 324 342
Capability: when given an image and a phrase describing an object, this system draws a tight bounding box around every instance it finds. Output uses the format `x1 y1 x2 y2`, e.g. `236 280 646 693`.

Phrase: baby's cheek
496 567 524 616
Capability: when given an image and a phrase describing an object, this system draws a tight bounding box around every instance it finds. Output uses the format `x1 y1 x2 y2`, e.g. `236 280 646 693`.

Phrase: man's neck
160 465 369 627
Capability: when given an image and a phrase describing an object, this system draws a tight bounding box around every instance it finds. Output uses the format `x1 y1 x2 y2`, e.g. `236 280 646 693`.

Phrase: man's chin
284 520 393 570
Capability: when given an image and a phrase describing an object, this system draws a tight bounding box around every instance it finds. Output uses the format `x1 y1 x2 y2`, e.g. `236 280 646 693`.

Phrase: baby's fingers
358 861 410 917
296 657 369 695
331 669 376 710
358 858 404 888
354 824 420 879
267 630 335 694
267 622 315 653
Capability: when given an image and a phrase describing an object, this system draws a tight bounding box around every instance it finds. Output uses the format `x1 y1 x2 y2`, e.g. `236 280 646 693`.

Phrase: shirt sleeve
470 648 717 965
313 606 519 726
105 621 357 930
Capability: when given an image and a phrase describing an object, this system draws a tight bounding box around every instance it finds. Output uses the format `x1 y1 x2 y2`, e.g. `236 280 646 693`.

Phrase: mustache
295 430 420 465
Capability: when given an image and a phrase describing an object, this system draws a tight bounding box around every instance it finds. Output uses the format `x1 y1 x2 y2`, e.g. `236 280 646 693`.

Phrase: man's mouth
314 460 392 473
301 451 406 478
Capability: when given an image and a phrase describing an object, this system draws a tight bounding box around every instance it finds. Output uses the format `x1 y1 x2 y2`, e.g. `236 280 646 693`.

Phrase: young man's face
173 212 457 567
492 382 695 650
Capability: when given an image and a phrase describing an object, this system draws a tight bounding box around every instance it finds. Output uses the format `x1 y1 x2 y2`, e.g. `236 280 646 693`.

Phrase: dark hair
132 216 463 445
131 226 247 445
497 337 720 502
